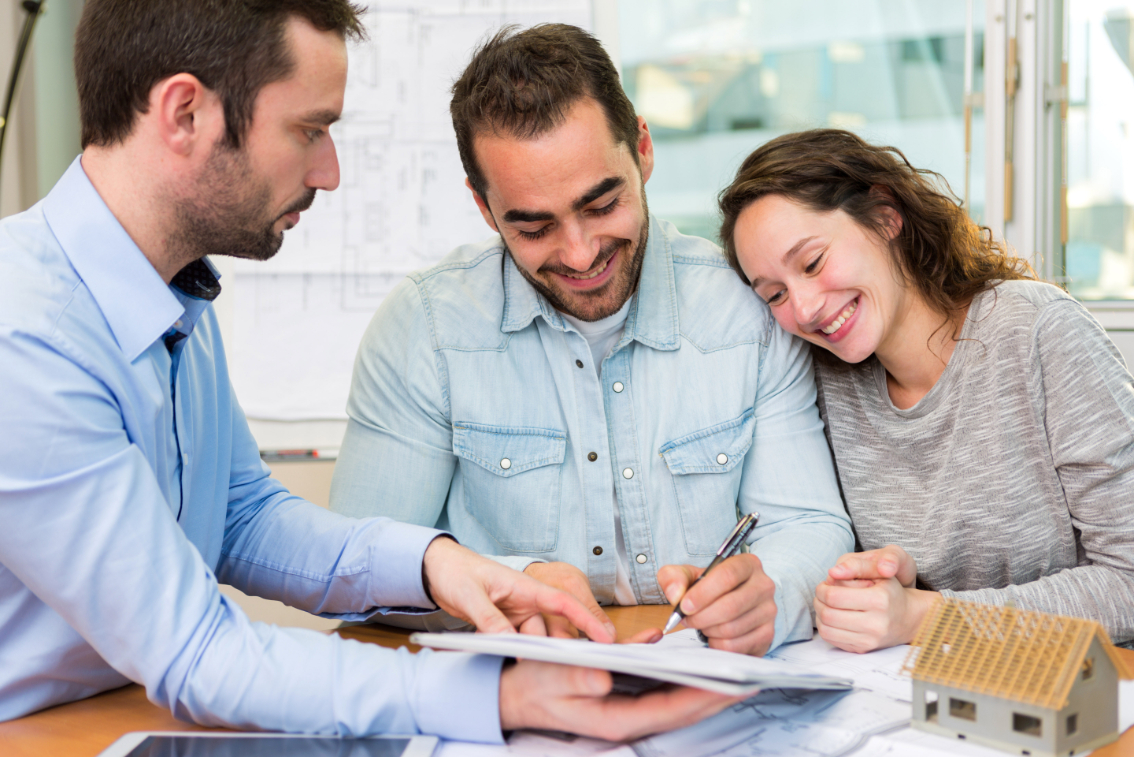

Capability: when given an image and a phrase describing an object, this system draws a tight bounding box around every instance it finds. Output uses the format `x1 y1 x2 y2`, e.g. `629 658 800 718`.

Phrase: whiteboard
227 1 599 449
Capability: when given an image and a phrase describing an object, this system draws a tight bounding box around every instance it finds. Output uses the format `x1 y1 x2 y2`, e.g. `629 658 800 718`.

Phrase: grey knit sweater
816 280 1134 642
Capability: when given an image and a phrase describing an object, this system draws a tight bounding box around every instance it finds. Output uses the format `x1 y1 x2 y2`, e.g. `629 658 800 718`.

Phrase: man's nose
308 136 341 192
558 219 601 272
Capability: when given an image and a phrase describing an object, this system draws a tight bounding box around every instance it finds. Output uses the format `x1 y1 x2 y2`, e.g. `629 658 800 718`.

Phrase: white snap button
612 382 624 393
636 554 647 564
717 453 728 465
622 467 634 479
500 458 511 469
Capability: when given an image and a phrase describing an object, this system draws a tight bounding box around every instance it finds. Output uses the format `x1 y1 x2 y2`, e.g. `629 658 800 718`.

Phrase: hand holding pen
655 512 779 656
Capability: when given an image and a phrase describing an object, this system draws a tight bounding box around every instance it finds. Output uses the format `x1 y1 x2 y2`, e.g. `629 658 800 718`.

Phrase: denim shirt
331 216 853 649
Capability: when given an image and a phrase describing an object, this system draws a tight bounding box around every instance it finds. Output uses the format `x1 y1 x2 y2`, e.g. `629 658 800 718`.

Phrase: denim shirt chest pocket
452 422 567 552
660 408 756 556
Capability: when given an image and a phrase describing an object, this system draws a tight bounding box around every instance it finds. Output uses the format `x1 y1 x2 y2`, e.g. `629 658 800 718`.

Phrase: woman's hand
814 576 939 653
813 545 938 653
826 544 918 587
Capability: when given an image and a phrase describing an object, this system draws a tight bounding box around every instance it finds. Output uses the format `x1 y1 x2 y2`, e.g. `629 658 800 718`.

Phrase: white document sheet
437 732 630 757
766 637 914 702
411 633 853 696
632 687 908 757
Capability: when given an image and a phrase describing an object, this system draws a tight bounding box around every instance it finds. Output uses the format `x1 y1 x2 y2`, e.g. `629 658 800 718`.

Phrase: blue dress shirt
330 216 854 650
0 157 503 740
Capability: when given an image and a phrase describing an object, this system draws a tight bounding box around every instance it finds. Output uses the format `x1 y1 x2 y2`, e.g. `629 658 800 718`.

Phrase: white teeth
565 257 609 280
821 300 857 335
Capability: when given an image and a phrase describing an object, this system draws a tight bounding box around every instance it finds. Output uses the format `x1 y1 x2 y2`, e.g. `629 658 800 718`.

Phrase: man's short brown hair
75 0 366 150
450 24 640 200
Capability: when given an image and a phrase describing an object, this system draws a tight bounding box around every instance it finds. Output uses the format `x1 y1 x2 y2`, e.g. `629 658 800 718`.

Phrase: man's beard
169 143 315 264
510 198 650 323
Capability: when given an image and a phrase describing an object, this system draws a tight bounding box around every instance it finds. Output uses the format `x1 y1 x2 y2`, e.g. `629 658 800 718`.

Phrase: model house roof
901 598 1133 711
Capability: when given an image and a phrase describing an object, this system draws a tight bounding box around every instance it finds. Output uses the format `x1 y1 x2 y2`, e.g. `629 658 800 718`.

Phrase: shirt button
593 546 603 555
174 320 183 328
612 381 624 393
587 452 598 462
622 467 634 479
636 554 648 564
500 458 511 469
576 359 584 368
717 453 728 465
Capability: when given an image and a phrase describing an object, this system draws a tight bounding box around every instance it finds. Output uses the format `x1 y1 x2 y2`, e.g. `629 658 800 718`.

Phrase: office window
618 0 985 243
1066 0 1134 298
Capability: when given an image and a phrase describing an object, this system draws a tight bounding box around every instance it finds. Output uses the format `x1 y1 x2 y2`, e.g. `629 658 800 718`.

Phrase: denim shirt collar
44 156 185 362
500 214 680 351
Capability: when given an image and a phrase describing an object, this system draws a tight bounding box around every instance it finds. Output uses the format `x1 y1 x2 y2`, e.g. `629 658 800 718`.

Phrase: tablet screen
124 736 412 757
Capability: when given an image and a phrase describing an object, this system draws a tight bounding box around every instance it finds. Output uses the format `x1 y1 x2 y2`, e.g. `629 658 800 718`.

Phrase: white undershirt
562 300 638 605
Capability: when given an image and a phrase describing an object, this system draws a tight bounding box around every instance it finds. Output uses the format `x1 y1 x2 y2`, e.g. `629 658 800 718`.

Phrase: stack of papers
410 632 854 696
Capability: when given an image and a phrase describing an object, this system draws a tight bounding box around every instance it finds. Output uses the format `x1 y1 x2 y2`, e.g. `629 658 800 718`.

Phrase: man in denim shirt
331 24 853 656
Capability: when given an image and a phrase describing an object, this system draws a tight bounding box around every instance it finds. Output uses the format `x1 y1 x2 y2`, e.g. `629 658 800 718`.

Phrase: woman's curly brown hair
718 129 1034 322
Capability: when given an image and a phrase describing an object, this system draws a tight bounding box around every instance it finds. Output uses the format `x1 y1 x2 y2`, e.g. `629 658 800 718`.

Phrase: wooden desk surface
3 605 1132 757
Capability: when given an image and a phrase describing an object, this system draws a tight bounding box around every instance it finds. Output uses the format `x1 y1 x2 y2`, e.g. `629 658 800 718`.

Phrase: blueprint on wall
231 1 592 422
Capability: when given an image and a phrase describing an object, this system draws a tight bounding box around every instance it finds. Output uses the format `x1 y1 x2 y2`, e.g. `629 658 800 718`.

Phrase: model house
902 598 1132 757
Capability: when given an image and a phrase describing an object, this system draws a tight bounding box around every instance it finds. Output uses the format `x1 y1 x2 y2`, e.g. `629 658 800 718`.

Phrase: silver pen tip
662 612 682 634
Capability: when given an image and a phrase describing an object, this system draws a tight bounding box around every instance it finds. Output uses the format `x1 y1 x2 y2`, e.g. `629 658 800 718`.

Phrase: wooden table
3 605 1132 756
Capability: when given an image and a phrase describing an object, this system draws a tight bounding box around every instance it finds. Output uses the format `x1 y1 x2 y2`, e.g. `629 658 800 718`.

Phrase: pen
663 512 759 634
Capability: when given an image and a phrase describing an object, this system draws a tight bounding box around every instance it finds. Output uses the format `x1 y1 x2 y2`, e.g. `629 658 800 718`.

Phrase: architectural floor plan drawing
231 0 592 422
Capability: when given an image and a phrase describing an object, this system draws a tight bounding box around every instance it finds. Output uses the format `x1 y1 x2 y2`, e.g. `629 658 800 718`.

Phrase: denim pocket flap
453 423 567 477
659 408 755 475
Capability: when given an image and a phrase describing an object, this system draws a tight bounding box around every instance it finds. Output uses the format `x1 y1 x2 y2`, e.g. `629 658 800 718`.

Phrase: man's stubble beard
169 141 315 266
510 196 650 323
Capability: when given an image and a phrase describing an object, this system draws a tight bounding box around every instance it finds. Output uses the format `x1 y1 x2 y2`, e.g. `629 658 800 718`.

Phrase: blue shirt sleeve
0 326 504 740
741 323 855 649
331 279 457 527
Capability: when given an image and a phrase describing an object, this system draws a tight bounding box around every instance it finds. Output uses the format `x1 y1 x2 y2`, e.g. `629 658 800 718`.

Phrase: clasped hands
813 544 940 653
524 552 778 656
421 537 737 740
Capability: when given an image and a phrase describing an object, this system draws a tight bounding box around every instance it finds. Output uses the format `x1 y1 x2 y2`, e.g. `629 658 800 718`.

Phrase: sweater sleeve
942 298 1134 641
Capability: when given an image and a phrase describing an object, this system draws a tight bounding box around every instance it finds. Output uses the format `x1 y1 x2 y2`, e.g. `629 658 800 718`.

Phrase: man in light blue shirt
330 25 854 656
0 0 734 741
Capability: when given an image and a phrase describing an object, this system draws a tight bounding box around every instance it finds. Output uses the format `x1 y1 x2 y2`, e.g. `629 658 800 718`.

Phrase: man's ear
466 177 499 232
149 73 223 157
636 116 655 184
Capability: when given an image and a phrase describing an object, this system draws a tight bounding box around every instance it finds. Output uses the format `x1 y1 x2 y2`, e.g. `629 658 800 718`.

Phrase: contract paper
410 633 853 696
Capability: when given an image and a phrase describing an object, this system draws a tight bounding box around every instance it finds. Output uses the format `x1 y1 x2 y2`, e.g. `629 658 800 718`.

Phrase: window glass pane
1066 1 1134 298
618 0 985 243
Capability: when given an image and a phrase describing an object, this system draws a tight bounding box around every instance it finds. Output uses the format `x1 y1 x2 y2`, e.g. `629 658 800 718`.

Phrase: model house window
1083 657 1095 680
949 697 977 721
1013 713 1043 736
1067 713 1079 735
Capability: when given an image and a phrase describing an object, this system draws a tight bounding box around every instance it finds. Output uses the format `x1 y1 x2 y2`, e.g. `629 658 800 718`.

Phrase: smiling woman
717 128 1134 653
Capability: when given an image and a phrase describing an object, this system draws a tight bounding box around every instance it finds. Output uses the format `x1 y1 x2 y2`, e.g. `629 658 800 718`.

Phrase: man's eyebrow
502 208 555 224
749 236 820 290
303 110 341 127
500 176 625 225
572 177 624 211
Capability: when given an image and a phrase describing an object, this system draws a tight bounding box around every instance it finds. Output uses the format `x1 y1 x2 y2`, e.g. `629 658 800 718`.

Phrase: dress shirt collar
500 214 680 351
43 156 185 363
